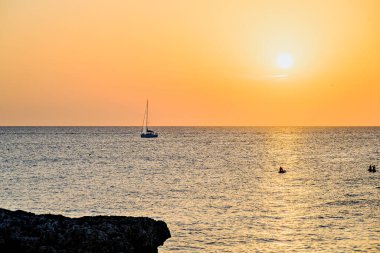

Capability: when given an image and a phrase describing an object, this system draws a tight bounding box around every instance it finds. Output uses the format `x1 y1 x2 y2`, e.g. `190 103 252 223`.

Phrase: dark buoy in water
279 167 286 174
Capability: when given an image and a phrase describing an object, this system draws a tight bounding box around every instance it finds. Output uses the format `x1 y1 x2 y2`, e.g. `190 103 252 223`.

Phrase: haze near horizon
1 0 380 126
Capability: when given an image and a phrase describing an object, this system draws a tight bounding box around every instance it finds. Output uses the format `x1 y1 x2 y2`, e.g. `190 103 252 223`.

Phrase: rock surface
0 208 170 253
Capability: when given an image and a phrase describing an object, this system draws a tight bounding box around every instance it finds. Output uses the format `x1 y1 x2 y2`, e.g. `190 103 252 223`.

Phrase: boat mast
142 100 148 133
146 100 149 131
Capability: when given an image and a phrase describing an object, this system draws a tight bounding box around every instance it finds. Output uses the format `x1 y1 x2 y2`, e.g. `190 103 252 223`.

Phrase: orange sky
1 0 380 126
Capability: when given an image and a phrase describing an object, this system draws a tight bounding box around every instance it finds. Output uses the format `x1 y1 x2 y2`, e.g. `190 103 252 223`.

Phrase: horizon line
1 125 380 127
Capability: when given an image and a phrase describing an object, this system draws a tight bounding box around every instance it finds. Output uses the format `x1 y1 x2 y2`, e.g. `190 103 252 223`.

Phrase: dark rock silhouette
0 208 170 253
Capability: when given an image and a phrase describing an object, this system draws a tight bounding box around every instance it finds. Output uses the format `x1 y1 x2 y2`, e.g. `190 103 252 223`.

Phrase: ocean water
0 127 379 252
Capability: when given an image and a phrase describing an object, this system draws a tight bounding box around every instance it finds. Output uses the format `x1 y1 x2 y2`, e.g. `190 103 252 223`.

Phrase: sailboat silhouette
140 100 158 138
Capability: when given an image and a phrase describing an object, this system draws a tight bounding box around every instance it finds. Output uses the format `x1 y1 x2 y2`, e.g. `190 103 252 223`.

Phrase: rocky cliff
0 208 170 253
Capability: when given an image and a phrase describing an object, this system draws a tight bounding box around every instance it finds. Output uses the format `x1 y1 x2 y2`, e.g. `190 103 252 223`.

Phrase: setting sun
276 53 293 69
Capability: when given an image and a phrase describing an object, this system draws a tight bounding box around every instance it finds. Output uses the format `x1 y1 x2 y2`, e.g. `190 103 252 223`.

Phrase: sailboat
141 100 158 138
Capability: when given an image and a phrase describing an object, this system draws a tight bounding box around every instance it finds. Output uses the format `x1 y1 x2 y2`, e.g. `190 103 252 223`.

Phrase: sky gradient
1 0 380 126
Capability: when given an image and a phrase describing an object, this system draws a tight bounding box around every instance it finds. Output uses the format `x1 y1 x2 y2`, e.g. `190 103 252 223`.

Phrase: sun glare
276 53 293 69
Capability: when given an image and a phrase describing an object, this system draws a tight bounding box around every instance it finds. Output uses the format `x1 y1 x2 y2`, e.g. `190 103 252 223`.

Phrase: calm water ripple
0 127 379 252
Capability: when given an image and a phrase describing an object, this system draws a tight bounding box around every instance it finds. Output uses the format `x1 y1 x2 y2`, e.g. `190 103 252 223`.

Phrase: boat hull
141 133 158 138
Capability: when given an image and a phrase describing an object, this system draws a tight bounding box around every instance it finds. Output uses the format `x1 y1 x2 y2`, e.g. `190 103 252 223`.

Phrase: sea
0 127 379 252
